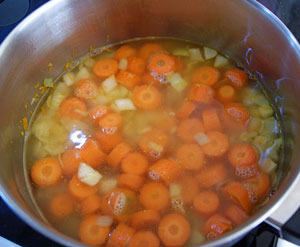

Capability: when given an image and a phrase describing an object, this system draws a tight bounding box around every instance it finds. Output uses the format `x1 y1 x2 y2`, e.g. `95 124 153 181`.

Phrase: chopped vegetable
102 75 118 93
214 55 229 67
76 67 91 81
78 162 102 186
194 132 210 145
169 183 182 197
172 48 189 57
63 72 75 86
96 216 114 227
114 98 136 111
98 177 117 195
188 48 204 61
261 158 277 174
258 105 274 118
204 47 217 60
167 72 188 92
119 58 128 70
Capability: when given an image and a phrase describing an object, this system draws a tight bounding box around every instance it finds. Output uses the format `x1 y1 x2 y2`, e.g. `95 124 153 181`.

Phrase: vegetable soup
25 39 282 246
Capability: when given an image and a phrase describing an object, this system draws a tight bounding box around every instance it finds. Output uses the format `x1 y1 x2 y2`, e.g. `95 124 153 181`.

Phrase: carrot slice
192 66 220 86
201 131 229 157
202 108 222 132
129 231 160 247
188 84 214 104
61 148 83 176
138 43 164 60
225 103 250 124
118 173 144 191
99 112 122 134
220 109 245 131
128 56 147 75
108 223 136 247
138 129 167 159
234 163 258 180
132 85 161 110
31 157 62 187
80 194 102 216
116 70 141 88
216 85 236 104
93 59 119 78
74 78 98 100
152 112 177 133
196 163 228 188
59 97 87 120
193 191 220 217
224 68 248 88
228 143 258 168
139 182 169 211
179 175 199 205
176 144 205 170
177 118 204 143
121 152 148 175
88 105 110 125
68 175 98 200
141 72 161 87
176 100 196 119
148 159 181 184
79 214 110 245
175 57 184 72
95 131 122 153
148 53 176 74
224 204 249 226
106 142 132 167
223 181 253 213
78 138 106 168
131 209 160 229
115 45 137 60
158 213 191 246
202 214 232 240
49 193 74 217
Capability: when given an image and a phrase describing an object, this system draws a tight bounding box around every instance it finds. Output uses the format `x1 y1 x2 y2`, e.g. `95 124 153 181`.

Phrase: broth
25 38 282 246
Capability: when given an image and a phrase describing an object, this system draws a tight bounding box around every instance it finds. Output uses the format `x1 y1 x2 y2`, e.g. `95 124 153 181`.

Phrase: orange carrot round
116 70 141 88
132 85 161 110
176 144 205 170
61 148 83 176
148 159 181 184
217 85 236 103
128 56 147 75
201 131 229 157
31 157 62 187
225 103 250 124
129 231 160 247
59 97 87 120
93 59 119 78
224 68 248 88
139 182 169 211
176 100 196 118
192 66 220 86
224 204 249 226
141 72 161 87
177 118 204 143
95 130 122 153
179 175 199 205
131 209 160 229
99 112 122 134
196 163 228 188
228 143 258 168
108 223 136 247
138 43 164 60
188 84 214 104
80 194 102 215
193 191 220 217
148 53 176 74
68 175 98 201
49 193 74 217
118 173 144 191
115 45 137 60
121 152 148 175
158 213 191 246
106 142 132 167
202 214 232 240
202 108 222 132
74 78 98 100
88 105 110 124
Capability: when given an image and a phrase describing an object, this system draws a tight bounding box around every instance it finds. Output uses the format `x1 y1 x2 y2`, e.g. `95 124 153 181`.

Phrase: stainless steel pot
0 0 300 246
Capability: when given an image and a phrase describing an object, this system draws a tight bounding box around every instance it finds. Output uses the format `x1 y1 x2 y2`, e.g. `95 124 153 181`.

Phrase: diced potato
43 143 66 156
78 162 102 186
172 48 189 57
119 58 128 70
253 135 274 151
261 117 277 134
169 183 182 197
188 230 205 246
84 58 96 68
102 75 118 94
114 98 136 111
248 117 263 132
75 66 91 81
107 85 129 101
203 46 218 60
63 72 75 86
194 132 210 145
258 105 274 118
214 55 229 67
261 158 277 174
167 73 188 92
98 177 117 195
188 48 204 61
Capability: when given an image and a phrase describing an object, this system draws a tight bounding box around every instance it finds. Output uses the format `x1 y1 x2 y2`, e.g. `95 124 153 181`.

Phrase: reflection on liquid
69 130 87 149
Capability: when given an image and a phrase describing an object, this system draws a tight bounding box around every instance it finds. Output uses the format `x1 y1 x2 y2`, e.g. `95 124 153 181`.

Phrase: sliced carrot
196 163 228 188
225 103 250 124
115 45 137 60
138 129 167 159
177 118 204 143
176 100 196 119
121 152 148 175
138 43 164 60
107 223 136 247
216 85 236 104
224 68 248 88
228 143 257 168
128 56 147 75
118 173 144 191
132 85 161 110
176 144 205 170
78 138 106 168
95 131 122 153
202 108 222 132
179 175 199 205
175 57 184 72
148 53 176 74
139 182 169 211
88 105 110 125
68 175 98 200
74 78 98 100
106 142 132 167
193 191 220 217
152 112 177 133
116 70 141 88
234 163 258 179
79 214 110 246
223 181 253 213
220 109 245 131
201 131 229 157
49 193 74 217
141 72 161 87
99 112 122 134
129 231 160 247
131 209 160 229
31 157 62 187
158 213 191 246
59 97 87 120
188 84 214 104
224 204 249 226
93 59 119 78
202 214 232 240
61 148 83 176
192 66 220 86
80 194 102 215
148 159 181 184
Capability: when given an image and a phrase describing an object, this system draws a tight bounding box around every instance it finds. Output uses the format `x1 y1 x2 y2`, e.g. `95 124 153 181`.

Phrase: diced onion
261 158 277 174
204 46 218 60
194 132 210 145
78 162 102 186
169 183 182 197
75 67 90 81
63 72 75 86
167 73 188 92
99 177 117 195
115 98 136 111
96 216 114 227
172 48 189 57
119 58 128 70
188 48 204 61
214 55 229 67
102 75 118 94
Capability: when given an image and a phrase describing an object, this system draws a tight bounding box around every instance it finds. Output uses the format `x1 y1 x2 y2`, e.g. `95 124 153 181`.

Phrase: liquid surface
25 39 282 246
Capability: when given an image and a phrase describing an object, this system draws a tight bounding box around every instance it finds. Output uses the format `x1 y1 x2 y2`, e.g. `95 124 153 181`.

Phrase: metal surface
0 0 300 246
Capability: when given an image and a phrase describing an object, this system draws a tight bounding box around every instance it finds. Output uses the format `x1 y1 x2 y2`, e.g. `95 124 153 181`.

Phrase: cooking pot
0 0 300 246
